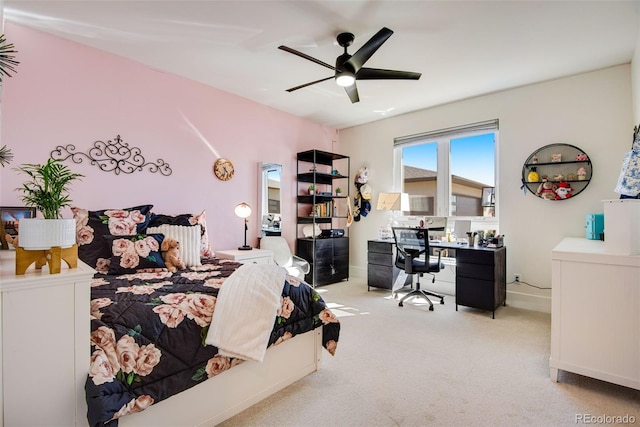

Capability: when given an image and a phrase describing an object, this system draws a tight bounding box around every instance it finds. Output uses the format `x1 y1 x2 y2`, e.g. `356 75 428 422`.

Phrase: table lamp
376 192 409 239
234 202 252 250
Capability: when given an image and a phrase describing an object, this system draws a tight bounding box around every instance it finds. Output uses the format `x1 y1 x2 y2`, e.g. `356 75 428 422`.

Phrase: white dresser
0 250 95 426
215 248 274 265
550 237 640 390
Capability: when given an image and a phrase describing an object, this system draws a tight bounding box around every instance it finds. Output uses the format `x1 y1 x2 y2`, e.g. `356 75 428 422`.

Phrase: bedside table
216 248 274 265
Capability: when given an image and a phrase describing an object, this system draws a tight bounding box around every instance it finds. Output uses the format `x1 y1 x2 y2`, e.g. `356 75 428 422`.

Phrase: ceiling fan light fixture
335 70 355 87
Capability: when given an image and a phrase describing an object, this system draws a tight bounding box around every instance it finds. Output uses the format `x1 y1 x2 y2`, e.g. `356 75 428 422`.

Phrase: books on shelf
311 201 337 218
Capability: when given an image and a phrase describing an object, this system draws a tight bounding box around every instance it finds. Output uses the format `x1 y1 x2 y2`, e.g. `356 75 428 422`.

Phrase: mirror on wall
258 163 282 237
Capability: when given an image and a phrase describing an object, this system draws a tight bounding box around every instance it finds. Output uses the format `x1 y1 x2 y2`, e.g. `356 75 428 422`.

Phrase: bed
73 205 340 427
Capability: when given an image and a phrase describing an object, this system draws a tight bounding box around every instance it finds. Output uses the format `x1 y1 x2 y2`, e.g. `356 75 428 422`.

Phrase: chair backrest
259 236 293 267
392 227 437 274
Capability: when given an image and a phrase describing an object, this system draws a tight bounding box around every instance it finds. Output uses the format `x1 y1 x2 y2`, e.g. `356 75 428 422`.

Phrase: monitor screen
422 216 447 231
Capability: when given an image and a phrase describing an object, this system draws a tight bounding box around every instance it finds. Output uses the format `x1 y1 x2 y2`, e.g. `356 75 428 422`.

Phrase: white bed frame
0 251 322 426
120 329 323 427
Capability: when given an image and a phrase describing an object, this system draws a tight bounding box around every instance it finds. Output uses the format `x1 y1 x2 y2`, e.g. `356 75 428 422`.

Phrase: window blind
393 119 498 146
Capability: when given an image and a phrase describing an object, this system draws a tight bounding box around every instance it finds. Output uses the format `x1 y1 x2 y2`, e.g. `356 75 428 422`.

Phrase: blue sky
402 133 495 186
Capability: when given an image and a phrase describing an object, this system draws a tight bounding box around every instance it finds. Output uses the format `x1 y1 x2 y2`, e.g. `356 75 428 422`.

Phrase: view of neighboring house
403 165 494 217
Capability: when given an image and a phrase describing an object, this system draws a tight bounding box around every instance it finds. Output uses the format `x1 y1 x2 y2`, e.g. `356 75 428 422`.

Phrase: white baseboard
505 289 551 313
350 264 551 313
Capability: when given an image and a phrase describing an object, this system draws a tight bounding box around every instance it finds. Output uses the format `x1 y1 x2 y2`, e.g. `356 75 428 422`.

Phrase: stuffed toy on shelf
536 178 557 200
555 181 573 200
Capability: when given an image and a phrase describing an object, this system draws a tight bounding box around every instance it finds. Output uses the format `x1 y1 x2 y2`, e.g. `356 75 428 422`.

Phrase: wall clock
213 158 234 181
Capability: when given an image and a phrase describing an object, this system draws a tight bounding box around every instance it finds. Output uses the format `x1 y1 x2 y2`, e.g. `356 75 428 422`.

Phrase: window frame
393 120 498 220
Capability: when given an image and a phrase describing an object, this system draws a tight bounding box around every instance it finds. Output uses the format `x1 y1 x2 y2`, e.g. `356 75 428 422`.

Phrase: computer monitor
422 216 447 230
453 220 471 241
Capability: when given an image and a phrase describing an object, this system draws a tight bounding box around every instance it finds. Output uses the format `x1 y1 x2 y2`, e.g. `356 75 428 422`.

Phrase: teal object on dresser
585 213 604 240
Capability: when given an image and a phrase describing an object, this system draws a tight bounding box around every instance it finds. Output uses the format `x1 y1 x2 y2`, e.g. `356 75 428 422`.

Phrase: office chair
259 236 310 280
392 227 445 311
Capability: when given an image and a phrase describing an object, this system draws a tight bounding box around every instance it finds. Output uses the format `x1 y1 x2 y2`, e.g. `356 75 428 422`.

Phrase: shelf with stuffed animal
522 143 592 200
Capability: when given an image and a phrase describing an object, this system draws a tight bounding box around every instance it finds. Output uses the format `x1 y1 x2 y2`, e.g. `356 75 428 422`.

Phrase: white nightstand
216 248 274 265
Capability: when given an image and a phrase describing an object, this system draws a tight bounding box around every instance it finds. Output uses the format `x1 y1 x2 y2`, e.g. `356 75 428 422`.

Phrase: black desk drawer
456 276 496 311
457 262 495 281
368 252 393 266
368 264 394 289
368 240 393 254
456 249 495 265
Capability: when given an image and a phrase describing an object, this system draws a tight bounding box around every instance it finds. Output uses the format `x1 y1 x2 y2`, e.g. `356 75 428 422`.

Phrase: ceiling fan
278 27 421 103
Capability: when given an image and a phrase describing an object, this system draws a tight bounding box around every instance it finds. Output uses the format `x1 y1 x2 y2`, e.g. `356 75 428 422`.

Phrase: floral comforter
85 258 340 427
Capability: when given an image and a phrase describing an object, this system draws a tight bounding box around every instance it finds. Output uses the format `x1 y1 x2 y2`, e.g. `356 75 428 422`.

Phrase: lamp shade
376 193 409 211
234 202 252 219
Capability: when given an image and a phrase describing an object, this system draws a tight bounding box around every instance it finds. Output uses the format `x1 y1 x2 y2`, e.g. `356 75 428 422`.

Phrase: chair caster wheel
399 302 403 307
440 299 445 304
429 306 434 311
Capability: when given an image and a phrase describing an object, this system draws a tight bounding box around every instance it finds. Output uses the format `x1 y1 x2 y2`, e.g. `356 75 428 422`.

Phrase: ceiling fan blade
345 27 393 72
356 67 421 80
278 45 336 71
345 83 360 103
285 76 334 92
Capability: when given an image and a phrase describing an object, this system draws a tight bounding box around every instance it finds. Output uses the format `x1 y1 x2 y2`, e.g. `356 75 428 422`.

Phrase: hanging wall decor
51 134 172 176
0 145 13 167
521 143 591 201
0 34 19 83
353 166 371 221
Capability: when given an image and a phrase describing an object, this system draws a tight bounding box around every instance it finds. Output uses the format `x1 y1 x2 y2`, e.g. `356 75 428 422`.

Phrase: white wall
339 65 632 312
633 12 640 123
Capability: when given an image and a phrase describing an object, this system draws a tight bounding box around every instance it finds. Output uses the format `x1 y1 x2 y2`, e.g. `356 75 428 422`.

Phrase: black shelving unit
296 149 350 286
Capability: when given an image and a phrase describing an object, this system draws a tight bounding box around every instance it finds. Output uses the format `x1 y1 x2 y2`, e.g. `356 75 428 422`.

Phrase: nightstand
215 248 274 265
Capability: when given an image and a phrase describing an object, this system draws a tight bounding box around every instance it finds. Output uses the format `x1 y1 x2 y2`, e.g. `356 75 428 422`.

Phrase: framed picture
481 187 495 207
0 206 36 249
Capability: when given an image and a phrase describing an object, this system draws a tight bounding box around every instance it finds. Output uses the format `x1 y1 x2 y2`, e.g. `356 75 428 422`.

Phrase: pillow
148 210 212 259
146 224 201 267
72 205 153 269
105 234 166 275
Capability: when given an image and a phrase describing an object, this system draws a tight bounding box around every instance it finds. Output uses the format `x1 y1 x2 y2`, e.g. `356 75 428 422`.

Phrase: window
394 120 497 218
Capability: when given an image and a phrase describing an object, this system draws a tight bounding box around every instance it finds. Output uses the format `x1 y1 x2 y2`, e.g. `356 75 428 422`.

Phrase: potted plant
335 187 342 196
308 184 315 195
14 158 83 249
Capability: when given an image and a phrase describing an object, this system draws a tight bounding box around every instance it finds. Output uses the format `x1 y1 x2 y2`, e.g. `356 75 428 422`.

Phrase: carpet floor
219 277 640 427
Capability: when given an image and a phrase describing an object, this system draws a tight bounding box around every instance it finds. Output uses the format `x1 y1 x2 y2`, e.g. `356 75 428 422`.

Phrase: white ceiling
3 1 639 130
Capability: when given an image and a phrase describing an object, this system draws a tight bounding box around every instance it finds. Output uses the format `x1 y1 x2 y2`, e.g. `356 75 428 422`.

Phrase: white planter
18 218 76 250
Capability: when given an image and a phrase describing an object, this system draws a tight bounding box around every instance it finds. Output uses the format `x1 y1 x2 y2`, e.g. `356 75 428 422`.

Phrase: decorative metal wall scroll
51 135 172 176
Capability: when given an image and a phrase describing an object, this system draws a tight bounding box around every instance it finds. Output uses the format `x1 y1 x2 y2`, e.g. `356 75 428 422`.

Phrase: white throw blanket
205 263 286 362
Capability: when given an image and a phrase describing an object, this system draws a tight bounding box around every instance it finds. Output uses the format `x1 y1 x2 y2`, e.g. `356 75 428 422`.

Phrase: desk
367 239 506 318
435 242 506 319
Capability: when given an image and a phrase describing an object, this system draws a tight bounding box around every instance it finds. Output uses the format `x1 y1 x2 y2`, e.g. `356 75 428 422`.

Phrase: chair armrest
433 248 442 263
291 255 310 274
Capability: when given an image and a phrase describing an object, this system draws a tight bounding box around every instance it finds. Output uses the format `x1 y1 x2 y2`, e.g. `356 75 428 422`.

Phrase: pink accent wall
0 23 339 252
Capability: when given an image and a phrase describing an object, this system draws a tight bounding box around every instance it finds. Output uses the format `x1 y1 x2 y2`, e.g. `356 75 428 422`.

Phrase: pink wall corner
0 22 340 252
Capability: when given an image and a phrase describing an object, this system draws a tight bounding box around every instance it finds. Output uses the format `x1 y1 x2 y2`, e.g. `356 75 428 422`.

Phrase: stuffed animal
5 234 18 249
161 238 185 272
536 179 557 200
555 181 573 199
